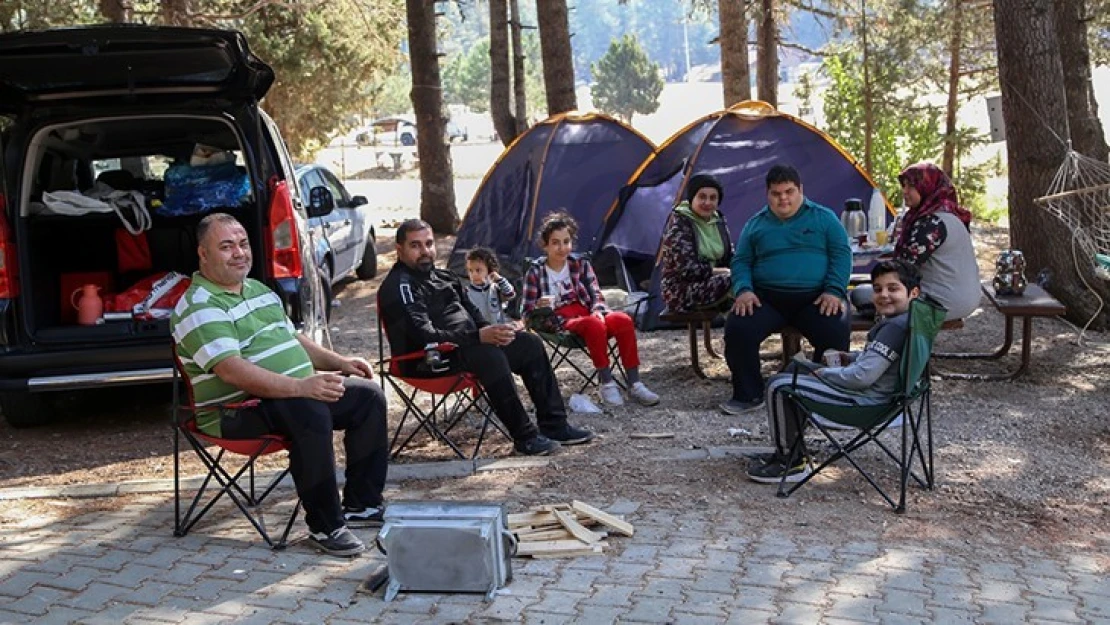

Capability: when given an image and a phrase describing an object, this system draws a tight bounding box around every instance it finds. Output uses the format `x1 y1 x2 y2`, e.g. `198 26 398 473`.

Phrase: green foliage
823 52 943 203
441 33 546 119
590 34 664 123
0 0 406 161
1091 0 1110 66
820 0 994 211
443 38 492 112
0 0 99 32
236 0 405 160
368 71 415 118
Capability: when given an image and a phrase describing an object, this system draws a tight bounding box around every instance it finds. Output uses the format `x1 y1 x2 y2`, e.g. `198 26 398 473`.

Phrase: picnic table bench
658 309 722 379
663 305 967 379
933 282 1065 381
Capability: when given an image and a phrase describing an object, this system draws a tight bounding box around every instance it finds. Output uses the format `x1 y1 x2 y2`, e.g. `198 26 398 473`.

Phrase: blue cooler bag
161 162 249 216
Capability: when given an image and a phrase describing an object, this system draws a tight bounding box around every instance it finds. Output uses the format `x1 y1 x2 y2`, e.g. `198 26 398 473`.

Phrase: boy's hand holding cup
537 295 554 309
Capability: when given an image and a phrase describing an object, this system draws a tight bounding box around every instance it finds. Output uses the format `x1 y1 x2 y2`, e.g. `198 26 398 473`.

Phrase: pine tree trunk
489 0 519 146
406 0 459 234
537 0 577 115
1054 0 1109 162
756 0 778 107
861 0 873 174
100 0 130 22
942 0 962 174
719 0 751 107
510 0 528 131
994 0 1108 329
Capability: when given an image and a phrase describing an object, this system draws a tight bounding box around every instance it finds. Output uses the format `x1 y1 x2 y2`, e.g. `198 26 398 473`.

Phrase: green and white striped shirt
171 273 313 436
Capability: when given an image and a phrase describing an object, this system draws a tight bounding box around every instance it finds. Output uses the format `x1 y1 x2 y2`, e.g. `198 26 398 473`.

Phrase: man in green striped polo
172 213 387 558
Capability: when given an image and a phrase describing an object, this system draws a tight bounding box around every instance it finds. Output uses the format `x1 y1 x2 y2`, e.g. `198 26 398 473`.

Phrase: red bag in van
106 271 190 318
116 228 152 274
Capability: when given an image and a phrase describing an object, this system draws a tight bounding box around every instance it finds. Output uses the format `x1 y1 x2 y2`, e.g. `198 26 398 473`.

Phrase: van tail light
266 177 303 279
0 195 18 298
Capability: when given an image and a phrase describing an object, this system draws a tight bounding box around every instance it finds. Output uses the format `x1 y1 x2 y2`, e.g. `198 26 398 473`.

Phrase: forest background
3 0 1110 327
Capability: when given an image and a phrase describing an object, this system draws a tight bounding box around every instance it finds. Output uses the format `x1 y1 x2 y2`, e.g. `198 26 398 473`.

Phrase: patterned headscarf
896 162 973 249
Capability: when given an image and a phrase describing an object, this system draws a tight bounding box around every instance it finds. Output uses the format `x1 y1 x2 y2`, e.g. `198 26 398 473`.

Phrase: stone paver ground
1 479 1108 625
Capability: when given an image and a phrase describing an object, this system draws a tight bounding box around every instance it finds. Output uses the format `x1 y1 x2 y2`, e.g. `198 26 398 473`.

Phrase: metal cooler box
377 501 516 602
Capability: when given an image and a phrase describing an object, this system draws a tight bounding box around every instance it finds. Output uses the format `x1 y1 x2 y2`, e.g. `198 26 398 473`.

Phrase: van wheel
0 392 55 428
356 238 378 280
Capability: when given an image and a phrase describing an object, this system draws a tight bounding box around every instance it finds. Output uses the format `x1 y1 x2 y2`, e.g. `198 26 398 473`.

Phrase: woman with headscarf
660 174 734 312
893 162 981 320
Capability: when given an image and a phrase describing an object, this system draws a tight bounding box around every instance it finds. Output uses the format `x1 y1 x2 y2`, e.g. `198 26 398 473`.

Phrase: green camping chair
776 296 948 512
522 257 627 395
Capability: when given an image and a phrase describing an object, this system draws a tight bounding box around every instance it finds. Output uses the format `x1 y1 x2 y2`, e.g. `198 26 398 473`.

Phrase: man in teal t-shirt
720 164 851 414
172 213 387 558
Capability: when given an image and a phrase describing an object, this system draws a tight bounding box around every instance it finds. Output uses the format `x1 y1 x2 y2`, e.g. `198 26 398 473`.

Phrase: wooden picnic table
933 282 1066 381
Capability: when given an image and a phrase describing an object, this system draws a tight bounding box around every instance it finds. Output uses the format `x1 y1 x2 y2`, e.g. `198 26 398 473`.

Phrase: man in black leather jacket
379 219 594 456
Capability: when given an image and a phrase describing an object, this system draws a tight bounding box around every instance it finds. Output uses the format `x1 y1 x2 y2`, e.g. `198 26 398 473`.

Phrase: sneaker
719 398 765 415
741 450 779 464
307 526 366 557
343 506 384 529
746 457 812 484
541 423 595 445
599 381 624 407
629 381 660 406
514 434 561 456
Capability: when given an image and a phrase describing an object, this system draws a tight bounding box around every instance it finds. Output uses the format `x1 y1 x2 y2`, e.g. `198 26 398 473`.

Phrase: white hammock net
1036 150 1110 280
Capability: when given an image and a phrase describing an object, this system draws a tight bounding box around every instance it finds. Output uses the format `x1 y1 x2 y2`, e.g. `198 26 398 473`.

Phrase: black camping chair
775 296 947 512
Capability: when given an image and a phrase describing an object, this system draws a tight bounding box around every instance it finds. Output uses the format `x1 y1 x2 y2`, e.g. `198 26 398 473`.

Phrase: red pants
558 303 640 369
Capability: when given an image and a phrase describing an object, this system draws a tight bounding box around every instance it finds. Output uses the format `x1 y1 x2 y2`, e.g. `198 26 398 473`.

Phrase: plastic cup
875 230 889 246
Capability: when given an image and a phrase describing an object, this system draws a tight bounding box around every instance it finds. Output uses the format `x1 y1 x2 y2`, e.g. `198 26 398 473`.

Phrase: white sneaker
629 381 660 406
599 381 624 407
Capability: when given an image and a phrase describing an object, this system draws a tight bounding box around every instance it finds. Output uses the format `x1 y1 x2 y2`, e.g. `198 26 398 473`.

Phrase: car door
299 167 334 272
318 168 359 276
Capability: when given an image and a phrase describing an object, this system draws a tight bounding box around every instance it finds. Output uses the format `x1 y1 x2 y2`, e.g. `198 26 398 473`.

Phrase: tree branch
779 40 830 57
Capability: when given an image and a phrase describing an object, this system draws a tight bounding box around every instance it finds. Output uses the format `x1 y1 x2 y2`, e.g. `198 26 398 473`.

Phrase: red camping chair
171 350 300 549
376 294 509 460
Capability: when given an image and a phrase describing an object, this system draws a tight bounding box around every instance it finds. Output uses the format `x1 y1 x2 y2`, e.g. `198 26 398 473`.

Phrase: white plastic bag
568 393 602 414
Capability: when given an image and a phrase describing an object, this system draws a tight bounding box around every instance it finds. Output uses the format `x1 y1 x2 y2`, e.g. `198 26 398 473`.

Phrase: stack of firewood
508 500 634 559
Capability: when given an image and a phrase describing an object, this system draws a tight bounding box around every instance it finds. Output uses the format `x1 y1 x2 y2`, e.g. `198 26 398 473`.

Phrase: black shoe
746 457 811 484
343 506 384 529
742 450 778 464
541 423 595 446
719 398 765 415
307 526 365 557
514 434 561 456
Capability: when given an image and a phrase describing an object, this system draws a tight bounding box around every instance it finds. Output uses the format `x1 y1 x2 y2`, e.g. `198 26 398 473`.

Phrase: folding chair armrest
378 342 460 365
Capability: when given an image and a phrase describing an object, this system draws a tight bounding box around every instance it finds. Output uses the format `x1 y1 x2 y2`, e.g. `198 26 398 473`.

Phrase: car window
91 155 175 181
320 170 351 207
298 169 322 204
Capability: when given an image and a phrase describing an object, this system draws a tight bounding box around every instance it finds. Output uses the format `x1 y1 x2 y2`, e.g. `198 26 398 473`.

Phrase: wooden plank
516 540 597 556
508 511 557 528
553 509 604 544
514 528 573 541
571 500 634 537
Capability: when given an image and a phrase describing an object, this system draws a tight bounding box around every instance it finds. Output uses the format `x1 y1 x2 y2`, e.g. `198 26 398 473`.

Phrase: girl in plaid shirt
522 211 660 407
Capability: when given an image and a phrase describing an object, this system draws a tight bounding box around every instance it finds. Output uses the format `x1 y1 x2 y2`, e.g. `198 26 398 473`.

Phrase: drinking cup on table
875 229 889 246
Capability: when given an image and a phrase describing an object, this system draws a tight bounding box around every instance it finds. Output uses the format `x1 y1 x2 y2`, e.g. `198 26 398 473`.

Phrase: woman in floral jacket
660 174 735 312
893 162 980 320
